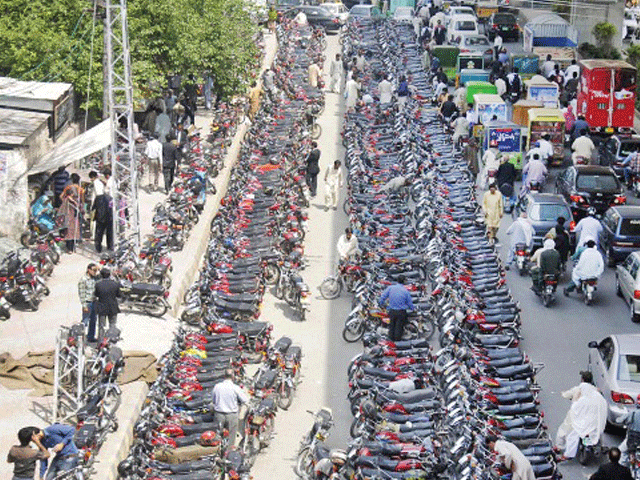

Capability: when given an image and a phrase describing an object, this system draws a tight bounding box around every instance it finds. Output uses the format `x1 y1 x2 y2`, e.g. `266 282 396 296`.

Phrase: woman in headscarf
564 105 576 142
59 173 85 253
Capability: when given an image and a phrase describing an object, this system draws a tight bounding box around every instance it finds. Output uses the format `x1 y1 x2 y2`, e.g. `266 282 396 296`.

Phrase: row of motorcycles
294 19 560 480
116 19 325 480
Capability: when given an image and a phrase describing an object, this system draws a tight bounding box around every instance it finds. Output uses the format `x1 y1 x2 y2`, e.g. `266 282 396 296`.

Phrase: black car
513 193 574 249
282 6 341 32
599 134 640 183
555 165 626 220
276 0 303 12
487 13 519 42
602 206 640 266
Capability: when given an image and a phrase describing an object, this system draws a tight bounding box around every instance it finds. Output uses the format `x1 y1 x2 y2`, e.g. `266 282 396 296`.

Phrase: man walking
379 275 414 342
92 191 113 253
94 268 121 340
482 183 504 244
78 263 99 342
211 369 249 450
143 134 163 192
329 54 342 93
324 160 344 210
162 138 180 194
305 142 321 197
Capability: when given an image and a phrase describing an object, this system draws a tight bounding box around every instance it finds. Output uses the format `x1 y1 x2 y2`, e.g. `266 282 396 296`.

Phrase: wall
0 150 28 239
570 0 624 51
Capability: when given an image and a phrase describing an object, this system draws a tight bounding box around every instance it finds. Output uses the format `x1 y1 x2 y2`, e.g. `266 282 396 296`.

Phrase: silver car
588 334 640 427
616 251 640 323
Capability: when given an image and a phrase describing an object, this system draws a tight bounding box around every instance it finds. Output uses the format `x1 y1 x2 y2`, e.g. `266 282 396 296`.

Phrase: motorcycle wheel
294 446 312 479
311 123 322 140
0 306 10 320
420 316 436 340
277 381 293 410
577 442 593 466
41 261 54 277
181 309 201 326
144 299 169 317
103 387 121 417
542 292 552 307
20 232 34 248
245 434 260 466
264 263 280 285
342 316 365 343
28 298 40 311
319 277 342 299
350 416 365 438
585 293 592 306
259 416 275 448
284 287 298 307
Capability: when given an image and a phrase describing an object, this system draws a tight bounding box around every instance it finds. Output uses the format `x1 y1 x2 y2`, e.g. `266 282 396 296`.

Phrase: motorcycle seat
254 369 277 391
383 388 438 404
285 345 302 363
273 336 292 354
131 283 165 295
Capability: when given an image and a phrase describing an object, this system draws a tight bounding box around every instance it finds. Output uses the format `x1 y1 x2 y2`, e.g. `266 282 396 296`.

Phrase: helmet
200 431 220 446
587 207 596 216
330 449 348 466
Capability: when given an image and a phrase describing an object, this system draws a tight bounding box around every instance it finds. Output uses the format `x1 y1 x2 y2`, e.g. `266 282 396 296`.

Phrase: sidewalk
0 32 278 480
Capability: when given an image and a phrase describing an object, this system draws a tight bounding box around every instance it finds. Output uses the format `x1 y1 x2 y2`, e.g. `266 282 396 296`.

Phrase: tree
0 0 259 118
592 22 619 58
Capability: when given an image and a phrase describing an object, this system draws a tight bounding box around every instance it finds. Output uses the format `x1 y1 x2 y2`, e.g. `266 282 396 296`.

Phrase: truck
523 13 578 69
576 59 637 135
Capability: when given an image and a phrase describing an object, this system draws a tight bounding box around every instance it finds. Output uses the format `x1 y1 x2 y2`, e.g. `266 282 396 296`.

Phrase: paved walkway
0 32 277 480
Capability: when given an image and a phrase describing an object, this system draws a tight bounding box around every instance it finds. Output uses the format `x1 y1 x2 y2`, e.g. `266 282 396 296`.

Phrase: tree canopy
0 0 260 115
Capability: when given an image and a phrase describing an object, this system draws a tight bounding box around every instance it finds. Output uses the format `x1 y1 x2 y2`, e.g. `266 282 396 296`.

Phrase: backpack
628 411 640 451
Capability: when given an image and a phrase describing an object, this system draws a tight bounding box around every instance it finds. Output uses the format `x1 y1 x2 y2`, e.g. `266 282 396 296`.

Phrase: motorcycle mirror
588 341 598 348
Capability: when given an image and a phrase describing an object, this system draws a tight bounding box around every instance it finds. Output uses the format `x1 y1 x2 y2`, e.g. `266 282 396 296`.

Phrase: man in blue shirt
379 275 415 342
40 423 79 480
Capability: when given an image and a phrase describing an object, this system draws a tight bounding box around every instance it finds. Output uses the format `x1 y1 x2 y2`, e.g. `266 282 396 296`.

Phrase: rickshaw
525 78 559 108
474 93 507 124
512 99 543 127
466 81 497 104
459 69 490 88
527 108 565 165
483 120 525 172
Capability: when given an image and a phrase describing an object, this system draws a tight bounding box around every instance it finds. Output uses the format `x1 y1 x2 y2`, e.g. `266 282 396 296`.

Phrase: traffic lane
496 202 639 478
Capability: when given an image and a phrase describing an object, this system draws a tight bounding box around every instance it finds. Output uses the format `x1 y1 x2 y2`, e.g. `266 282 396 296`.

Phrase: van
447 14 479 43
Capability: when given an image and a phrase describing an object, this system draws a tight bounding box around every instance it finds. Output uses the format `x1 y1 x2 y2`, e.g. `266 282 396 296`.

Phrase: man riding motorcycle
571 132 596 165
555 371 608 461
522 152 548 192
563 239 604 296
574 207 603 248
530 238 561 293
505 212 534 270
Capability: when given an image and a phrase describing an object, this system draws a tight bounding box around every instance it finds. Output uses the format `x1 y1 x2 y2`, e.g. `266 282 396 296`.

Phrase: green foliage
578 41 621 60
0 0 259 117
551 0 571 22
592 22 617 49
627 44 640 67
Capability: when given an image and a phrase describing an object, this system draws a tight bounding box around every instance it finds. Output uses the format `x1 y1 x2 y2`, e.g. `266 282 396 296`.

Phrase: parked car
392 6 414 23
448 33 493 66
447 14 479 43
282 6 342 32
444 6 476 25
588 334 640 426
598 134 640 183
513 193 574 249
602 206 640 266
276 0 303 12
349 4 382 19
487 12 520 42
555 165 626 220
320 2 349 24
616 252 640 322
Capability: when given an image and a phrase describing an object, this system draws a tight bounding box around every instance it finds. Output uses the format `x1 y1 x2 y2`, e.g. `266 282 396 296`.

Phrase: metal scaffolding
103 0 140 252
52 326 85 422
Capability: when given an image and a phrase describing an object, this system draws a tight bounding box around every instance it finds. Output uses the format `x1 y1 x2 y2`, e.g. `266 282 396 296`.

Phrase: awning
28 119 112 175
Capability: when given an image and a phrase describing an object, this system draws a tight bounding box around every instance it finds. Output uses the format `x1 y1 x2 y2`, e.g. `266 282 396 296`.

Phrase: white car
320 3 349 24
392 6 414 23
444 6 476 26
447 14 479 43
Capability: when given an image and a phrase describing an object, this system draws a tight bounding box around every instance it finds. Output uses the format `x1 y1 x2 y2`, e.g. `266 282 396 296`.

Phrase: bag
154 444 220 464
628 412 640 450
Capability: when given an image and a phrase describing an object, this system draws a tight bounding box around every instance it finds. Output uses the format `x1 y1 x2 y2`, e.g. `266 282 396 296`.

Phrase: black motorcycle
119 281 170 317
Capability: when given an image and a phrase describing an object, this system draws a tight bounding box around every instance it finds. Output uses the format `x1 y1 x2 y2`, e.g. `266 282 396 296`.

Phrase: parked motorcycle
119 281 170 317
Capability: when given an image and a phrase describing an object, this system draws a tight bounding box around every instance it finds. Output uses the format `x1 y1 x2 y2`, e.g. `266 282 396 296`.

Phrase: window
616 69 636 92
620 142 640 157
631 257 639 278
621 218 640 236
456 21 476 31
599 337 615 370
466 36 489 46
618 354 640 382
576 174 619 191
597 103 607 109
623 254 635 271
529 203 571 222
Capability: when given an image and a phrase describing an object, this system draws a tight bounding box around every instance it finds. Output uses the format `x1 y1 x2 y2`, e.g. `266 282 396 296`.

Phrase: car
282 6 342 31
598 134 640 183
603 207 640 266
444 6 476 26
392 6 414 23
588 334 640 426
320 2 349 24
446 14 479 43
616 252 640 322
555 165 626 220
349 4 382 19
487 12 520 42
513 193 574 249
448 33 493 66
276 0 303 12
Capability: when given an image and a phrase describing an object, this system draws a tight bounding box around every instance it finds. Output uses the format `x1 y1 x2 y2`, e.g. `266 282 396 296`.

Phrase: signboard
528 84 558 108
488 127 521 153
476 102 507 124
52 92 74 135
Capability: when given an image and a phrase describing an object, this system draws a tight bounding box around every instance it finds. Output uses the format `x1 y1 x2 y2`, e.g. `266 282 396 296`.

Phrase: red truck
577 59 637 134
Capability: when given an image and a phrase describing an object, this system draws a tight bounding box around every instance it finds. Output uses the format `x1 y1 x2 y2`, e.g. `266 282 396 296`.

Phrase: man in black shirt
590 447 632 480
162 138 180 194
305 141 321 197
439 95 458 120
